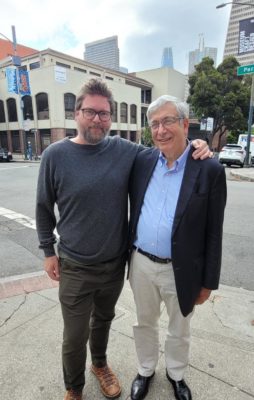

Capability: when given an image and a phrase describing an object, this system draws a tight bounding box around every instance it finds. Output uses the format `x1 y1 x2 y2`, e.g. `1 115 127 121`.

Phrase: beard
81 124 110 145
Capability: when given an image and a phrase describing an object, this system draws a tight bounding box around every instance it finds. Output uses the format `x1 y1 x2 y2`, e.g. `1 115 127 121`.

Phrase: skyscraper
223 1 254 65
84 36 120 71
161 47 174 68
188 34 217 74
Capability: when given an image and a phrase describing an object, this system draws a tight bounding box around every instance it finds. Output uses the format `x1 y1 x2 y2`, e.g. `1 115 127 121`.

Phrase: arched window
22 95 34 120
130 104 137 124
36 93 49 120
120 102 128 123
112 101 118 122
64 93 76 119
7 98 18 122
0 100 5 123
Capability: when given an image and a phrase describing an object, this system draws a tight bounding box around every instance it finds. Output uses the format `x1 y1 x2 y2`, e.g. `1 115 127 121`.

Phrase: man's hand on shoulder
44 255 60 281
195 287 211 305
192 139 213 160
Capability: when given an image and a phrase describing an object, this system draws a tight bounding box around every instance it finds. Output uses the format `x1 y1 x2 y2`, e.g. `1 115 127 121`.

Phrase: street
0 162 254 290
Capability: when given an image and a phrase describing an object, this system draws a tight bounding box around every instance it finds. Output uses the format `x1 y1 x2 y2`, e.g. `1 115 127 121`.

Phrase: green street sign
237 64 254 76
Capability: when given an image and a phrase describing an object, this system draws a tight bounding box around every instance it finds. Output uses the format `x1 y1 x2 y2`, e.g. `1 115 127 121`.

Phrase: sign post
237 64 254 166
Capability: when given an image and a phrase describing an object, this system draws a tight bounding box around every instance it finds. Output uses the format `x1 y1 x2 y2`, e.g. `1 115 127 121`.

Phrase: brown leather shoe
64 389 83 400
91 364 121 398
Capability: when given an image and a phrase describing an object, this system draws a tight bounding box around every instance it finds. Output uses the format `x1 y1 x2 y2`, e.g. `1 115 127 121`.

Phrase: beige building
0 48 152 157
223 1 254 65
135 67 187 101
133 67 187 127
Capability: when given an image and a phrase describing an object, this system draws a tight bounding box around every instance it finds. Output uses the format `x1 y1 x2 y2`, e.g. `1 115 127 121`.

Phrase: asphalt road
0 162 253 291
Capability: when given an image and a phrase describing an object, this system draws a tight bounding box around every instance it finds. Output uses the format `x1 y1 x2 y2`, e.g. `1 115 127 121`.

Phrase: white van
237 134 254 165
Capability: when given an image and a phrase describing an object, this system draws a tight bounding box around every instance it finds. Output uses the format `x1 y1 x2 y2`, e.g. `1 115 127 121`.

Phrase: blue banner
6 67 18 94
18 70 31 95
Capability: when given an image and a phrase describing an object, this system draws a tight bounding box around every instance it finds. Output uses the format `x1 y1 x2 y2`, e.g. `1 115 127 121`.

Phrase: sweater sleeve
35 149 57 257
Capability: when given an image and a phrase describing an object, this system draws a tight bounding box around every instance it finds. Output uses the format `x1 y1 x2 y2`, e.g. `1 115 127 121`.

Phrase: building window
36 93 49 120
106 76 113 80
89 71 101 77
18 65 27 71
30 61 40 70
56 62 71 69
11 130 21 152
74 67 87 73
22 95 34 120
130 131 137 142
112 101 118 122
141 90 151 104
120 102 128 123
64 93 76 119
7 98 18 122
0 100 5 123
0 132 8 148
121 131 127 139
130 104 137 124
66 129 77 138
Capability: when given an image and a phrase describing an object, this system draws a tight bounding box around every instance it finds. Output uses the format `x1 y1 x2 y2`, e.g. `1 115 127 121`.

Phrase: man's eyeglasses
149 116 183 131
80 108 112 122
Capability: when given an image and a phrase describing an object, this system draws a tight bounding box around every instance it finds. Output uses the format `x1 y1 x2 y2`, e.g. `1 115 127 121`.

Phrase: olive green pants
58 251 125 391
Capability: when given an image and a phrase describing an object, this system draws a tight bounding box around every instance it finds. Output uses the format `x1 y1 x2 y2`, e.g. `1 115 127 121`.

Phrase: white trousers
129 250 193 381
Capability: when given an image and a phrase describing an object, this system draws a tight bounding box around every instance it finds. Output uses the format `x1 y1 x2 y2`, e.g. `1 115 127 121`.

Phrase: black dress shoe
130 372 155 400
166 370 192 400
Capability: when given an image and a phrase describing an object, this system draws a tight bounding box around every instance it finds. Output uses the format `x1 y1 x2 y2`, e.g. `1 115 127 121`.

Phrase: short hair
75 78 114 113
147 95 189 122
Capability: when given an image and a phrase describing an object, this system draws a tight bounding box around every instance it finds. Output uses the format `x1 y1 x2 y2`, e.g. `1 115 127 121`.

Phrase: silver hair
147 95 189 122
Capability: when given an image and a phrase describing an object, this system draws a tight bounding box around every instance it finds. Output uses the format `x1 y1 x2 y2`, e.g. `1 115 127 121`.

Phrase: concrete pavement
0 271 254 400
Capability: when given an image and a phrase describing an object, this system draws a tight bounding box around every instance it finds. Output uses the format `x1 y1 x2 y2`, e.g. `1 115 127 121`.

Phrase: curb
230 170 254 182
0 271 58 299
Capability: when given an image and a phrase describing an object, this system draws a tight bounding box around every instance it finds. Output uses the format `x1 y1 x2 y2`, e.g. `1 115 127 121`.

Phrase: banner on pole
18 70 31 95
6 67 18 94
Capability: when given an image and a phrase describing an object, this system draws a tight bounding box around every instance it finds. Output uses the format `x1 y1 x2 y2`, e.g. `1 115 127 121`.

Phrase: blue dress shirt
134 144 191 258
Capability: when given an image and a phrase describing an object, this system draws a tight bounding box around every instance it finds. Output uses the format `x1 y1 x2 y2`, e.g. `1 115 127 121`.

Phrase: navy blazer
128 146 227 317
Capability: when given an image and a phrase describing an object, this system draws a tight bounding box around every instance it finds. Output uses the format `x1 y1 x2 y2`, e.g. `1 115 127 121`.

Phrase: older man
128 95 227 400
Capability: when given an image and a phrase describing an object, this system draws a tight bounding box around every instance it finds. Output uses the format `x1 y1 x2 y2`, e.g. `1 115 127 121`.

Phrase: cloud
0 0 231 74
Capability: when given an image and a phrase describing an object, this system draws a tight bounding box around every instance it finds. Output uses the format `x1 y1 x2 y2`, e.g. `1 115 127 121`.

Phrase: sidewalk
230 167 254 182
0 271 253 400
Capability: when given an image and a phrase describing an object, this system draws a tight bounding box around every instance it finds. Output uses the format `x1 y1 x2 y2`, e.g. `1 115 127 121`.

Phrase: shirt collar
158 140 191 171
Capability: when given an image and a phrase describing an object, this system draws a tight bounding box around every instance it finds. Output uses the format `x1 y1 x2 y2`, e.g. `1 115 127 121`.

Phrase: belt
133 246 172 264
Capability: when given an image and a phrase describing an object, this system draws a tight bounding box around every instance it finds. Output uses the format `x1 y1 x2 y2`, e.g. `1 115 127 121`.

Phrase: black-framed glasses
80 108 112 122
149 116 183 131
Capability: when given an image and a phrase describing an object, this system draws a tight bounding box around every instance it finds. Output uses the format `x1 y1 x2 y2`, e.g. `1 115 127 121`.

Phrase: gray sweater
36 136 141 264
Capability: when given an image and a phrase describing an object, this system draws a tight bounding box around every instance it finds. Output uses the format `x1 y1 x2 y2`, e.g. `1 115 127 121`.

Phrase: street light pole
0 27 27 158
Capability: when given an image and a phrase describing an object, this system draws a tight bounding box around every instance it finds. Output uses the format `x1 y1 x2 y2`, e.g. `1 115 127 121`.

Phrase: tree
141 125 153 147
188 56 251 149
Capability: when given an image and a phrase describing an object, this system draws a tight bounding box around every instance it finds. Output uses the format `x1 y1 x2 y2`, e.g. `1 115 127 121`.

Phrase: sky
0 0 231 74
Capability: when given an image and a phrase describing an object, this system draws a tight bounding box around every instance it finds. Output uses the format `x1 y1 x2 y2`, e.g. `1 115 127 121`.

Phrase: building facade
161 47 174 68
0 48 152 157
84 36 120 71
223 1 254 65
134 67 188 127
188 34 217 74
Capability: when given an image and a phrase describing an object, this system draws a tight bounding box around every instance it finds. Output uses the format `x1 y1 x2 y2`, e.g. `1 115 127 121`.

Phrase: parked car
218 144 246 168
0 147 13 162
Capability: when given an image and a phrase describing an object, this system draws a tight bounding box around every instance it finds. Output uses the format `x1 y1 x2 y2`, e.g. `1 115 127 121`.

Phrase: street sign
237 64 254 76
